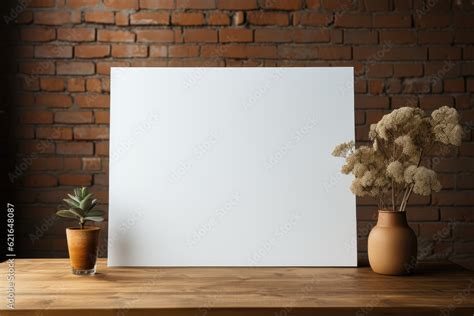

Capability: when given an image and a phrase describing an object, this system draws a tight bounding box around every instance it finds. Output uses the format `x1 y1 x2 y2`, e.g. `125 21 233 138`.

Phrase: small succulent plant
56 187 104 229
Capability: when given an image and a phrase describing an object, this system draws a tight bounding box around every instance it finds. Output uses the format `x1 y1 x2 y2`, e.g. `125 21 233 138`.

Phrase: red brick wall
1 0 473 264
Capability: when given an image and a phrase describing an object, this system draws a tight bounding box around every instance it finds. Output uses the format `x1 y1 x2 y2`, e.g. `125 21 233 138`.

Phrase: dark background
1 0 16 263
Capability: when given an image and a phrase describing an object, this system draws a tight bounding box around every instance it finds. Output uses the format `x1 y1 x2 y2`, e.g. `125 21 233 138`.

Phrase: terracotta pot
368 210 417 276
66 227 100 275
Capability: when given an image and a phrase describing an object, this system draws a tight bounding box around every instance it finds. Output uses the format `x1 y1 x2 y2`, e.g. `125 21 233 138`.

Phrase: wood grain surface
1 259 474 315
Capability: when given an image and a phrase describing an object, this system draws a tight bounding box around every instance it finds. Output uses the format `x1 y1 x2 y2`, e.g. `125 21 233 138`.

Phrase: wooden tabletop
1 259 474 316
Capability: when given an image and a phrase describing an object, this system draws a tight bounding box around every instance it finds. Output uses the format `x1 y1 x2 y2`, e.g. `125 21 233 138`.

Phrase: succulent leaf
86 210 104 217
84 216 104 222
79 193 94 211
63 198 80 208
56 209 83 220
57 187 104 228
67 194 81 204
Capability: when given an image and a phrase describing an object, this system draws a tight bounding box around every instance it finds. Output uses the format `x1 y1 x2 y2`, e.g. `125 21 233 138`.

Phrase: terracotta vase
368 210 417 276
66 227 101 275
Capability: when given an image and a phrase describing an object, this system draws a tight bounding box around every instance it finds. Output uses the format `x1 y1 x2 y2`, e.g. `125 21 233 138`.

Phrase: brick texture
1 0 474 265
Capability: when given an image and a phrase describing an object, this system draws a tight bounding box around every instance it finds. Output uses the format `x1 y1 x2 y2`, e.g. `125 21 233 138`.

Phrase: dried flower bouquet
332 106 462 212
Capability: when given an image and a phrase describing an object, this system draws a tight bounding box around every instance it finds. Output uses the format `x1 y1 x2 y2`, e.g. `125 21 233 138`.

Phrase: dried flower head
395 135 417 157
386 161 404 183
339 145 389 197
369 124 377 140
404 166 441 196
431 106 462 146
332 106 462 212
374 107 424 140
332 141 355 158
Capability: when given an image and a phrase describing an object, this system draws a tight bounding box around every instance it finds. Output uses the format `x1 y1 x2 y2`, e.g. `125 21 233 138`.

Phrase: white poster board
108 67 356 267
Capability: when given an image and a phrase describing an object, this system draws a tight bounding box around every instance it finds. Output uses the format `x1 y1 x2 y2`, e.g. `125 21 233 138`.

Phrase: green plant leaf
74 208 85 217
64 207 85 217
63 198 80 209
74 188 81 198
67 194 82 204
90 199 98 211
84 216 104 222
69 208 84 218
79 193 94 211
56 209 83 220
86 210 104 217
80 187 89 199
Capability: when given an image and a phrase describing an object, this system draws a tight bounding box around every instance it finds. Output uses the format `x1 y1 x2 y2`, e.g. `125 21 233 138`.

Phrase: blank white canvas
108 67 356 267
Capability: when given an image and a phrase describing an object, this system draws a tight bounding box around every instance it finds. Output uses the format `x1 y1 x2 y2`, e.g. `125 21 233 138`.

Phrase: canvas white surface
108 67 356 267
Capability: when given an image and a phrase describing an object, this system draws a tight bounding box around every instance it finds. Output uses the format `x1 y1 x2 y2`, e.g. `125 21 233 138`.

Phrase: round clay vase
66 227 101 275
368 210 417 276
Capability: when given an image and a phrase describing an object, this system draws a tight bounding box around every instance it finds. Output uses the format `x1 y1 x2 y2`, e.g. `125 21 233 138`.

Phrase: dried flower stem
391 179 395 212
